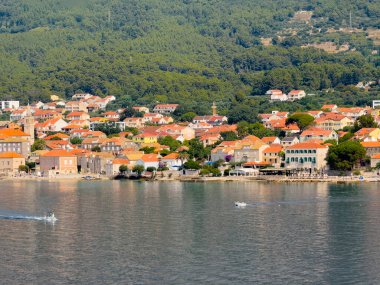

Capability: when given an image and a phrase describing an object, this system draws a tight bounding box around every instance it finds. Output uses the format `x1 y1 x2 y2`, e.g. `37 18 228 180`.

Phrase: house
314 113 354 131
354 128 380 141
0 152 26 173
0 129 32 157
133 133 158 144
192 115 228 126
44 133 70 141
370 153 380 168
266 90 288 101
157 124 195 140
321 104 338 111
360 141 380 157
0 101 19 110
285 142 329 171
135 154 160 169
122 151 144 167
66 111 90 121
287 90 306 101
65 101 88 113
199 133 221 147
261 136 281 145
281 136 300 147
10 109 27 121
263 144 283 167
161 153 186 170
105 158 130 176
307 110 324 118
233 138 268 163
132 106 149 113
259 111 288 123
335 107 367 119
45 140 74 151
79 152 114 174
300 128 338 142
33 110 62 120
153 104 179 114
72 93 93 100
40 150 78 174
103 111 120 120
124 117 145 128
35 118 68 133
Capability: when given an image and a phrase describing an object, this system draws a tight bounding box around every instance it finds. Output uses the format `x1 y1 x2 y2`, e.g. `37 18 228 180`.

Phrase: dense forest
0 0 379 120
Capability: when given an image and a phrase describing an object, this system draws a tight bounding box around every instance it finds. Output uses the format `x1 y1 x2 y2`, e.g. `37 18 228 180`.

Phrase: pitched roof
287 142 328 150
0 128 29 138
300 128 334 137
0 152 24 158
41 150 76 157
162 152 179 160
263 144 283 153
261 136 278 144
112 158 130 165
361 141 380 148
371 153 380 159
140 154 159 162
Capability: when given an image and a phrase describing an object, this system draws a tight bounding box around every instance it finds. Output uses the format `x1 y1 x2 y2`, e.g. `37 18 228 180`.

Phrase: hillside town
0 91 380 181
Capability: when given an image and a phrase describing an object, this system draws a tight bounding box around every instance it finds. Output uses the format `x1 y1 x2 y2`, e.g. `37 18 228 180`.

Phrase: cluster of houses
0 94 380 177
267 89 306 102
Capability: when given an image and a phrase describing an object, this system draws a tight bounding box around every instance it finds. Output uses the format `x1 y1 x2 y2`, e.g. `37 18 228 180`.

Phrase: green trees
326 141 366 171
132 165 144 175
157 136 181 151
353 114 378 132
119 165 128 173
31 139 46 152
70 137 83 145
286 113 314 131
183 160 201 170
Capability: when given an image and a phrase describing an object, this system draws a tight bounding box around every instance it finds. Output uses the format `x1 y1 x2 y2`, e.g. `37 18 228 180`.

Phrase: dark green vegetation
326 140 366 171
0 0 379 120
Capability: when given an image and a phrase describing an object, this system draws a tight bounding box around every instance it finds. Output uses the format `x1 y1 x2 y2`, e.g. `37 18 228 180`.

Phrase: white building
266 90 288 101
287 90 306 101
285 142 328 171
0 101 19 110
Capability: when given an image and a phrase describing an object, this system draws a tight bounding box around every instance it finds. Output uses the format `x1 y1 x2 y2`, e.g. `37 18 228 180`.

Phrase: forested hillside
0 0 379 119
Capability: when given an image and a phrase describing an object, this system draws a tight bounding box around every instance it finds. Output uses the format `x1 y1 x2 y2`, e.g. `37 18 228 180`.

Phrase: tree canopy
326 141 366 171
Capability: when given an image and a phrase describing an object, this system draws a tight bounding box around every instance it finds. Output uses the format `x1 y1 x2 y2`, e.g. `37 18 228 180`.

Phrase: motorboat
45 211 57 222
235 201 247 207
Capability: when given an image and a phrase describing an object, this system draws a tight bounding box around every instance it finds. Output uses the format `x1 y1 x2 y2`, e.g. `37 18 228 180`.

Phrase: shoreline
3 174 380 184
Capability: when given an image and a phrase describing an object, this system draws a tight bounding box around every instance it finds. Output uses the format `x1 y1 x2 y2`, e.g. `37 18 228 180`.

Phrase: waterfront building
0 152 26 173
40 150 78 174
285 142 328 171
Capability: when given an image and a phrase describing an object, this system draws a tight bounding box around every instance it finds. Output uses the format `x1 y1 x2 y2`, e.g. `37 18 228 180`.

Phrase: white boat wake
0 214 57 223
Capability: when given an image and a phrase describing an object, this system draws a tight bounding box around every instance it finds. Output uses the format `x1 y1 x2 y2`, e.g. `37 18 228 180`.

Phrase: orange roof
44 133 69 140
62 124 81 130
0 128 29 138
140 154 159 162
66 111 87 117
263 144 283 153
315 113 347 122
287 142 327 150
0 152 24 158
361 141 380 148
301 128 334 137
371 153 380 159
321 104 337 110
262 137 278 144
162 153 179 159
355 128 378 136
112 158 130 165
41 150 76 157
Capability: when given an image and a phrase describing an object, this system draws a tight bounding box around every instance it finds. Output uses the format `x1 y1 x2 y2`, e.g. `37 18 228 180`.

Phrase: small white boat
45 211 57 222
235 201 247 207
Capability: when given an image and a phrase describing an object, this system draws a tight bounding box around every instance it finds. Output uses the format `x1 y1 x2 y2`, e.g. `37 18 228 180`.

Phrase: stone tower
212 101 217 116
23 105 35 145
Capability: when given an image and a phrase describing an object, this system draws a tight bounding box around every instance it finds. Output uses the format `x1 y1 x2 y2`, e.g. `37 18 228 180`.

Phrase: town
0 89 380 181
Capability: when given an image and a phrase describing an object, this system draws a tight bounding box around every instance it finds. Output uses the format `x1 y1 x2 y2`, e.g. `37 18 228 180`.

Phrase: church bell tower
23 105 35 145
